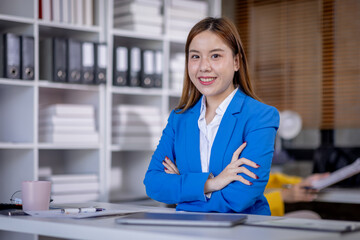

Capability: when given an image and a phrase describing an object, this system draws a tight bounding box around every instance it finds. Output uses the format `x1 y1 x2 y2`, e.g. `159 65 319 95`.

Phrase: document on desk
25 209 141 219
312 158 360 190
246 218 360 233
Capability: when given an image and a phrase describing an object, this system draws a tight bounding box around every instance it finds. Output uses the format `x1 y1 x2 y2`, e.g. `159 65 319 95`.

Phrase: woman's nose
200 58 211 72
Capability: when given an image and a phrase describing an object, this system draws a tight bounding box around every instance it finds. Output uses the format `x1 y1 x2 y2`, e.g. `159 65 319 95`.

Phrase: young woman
144 17 279 215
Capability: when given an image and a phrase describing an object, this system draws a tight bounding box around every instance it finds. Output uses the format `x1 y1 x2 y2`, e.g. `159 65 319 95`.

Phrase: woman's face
188 31 239 102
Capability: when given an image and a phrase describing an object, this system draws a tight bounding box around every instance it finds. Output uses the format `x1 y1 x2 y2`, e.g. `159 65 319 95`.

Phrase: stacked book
112 104 162 149
113 0 163 34
39 104 99 144
170 53 185 92
40 0 94 26
44 173 100 204
167 0 209 40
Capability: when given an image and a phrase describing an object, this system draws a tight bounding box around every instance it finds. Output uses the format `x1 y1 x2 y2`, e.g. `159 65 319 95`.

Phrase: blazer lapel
185 100 202 173
209 90 246 175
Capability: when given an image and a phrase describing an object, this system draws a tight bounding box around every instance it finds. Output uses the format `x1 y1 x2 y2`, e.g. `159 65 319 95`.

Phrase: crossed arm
163 142 260 195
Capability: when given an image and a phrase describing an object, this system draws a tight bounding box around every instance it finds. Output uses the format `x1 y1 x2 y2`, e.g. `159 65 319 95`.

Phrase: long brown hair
175 17 260 113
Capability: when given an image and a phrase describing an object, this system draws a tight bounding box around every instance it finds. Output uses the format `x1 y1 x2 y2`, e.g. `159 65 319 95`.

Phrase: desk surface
0 202 359 240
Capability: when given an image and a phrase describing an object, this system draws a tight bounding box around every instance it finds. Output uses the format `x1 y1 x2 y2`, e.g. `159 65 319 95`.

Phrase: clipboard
115 212 247 227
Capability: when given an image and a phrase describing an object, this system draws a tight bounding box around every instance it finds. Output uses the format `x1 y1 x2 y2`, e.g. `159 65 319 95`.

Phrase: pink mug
22 181 51 211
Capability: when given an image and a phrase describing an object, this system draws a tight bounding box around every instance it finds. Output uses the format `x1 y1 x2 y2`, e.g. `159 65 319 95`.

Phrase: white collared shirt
198 89 237 173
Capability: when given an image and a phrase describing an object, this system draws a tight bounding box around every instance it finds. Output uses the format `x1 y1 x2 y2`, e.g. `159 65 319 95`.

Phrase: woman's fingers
163 157 180 175
231 142 247 162
235 157 260 169
236 166 258 179
235 175 253 185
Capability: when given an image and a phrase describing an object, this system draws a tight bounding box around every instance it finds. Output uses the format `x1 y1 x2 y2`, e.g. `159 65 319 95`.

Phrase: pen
61 207 105 214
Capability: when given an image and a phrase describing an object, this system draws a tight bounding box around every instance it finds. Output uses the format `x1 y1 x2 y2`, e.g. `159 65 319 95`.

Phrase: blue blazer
144 89 279 215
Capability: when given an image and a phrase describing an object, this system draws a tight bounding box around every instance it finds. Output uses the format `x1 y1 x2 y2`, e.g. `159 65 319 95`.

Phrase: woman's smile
199 76 217 85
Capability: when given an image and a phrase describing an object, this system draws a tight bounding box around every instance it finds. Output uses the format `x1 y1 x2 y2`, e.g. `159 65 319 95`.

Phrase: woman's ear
234 54 240 72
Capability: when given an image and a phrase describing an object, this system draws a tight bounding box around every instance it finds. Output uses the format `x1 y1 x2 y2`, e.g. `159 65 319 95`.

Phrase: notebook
115 212 247 227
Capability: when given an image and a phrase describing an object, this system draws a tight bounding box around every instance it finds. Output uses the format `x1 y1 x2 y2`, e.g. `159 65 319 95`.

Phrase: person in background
143 17 279 215
265 172 330 218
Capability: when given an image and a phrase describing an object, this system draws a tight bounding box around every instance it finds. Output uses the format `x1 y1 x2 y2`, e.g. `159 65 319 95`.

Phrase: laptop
115 212 247 227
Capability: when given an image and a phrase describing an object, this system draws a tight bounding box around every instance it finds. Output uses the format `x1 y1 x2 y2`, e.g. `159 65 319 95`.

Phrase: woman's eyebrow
210 48 225 53
189 48 225 53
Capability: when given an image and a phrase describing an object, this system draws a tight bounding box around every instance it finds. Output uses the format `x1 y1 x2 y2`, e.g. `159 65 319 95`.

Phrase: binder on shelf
21 36 35 80
154 50 163 88
82 42 95 84
95 43 107 85
52 38 67 82
62 0 71 23
129 47 141 87
113 46 128 86
52 0 62 22
67 39 82 83
75 0 83 25
140 50 155 88
42 0 52 21
71 0 76 25
0 33 3 78
84 0 93 26
39 0 42 19
4 33 21 79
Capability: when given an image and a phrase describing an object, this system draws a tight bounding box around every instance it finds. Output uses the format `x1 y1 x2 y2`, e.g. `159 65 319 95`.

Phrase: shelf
111 86 163 96
0 78 35 87
111 144 156 152
0 14 34 25
0 142 34 149
168 90 182 98
38 81 102 92
38 21 100 41
38 20 100 33
38 143 101 150
112 28 164 41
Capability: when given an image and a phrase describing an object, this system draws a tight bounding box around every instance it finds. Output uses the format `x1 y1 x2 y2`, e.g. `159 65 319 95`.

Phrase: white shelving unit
106 0 221 202
0 0 222 212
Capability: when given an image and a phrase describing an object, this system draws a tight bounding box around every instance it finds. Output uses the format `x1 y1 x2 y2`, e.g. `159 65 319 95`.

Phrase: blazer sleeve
211 105 280 212
143 110 210 204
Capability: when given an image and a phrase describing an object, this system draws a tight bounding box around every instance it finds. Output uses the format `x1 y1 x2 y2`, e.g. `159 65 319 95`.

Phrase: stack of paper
39 104 99 144
167 0 208 40
112 104 162 149
44 174 100 204
40 0 94 26
170 53 185 91
113 0 163 34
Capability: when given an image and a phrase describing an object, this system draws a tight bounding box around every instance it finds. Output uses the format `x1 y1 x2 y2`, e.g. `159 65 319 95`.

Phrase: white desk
0 202 359 240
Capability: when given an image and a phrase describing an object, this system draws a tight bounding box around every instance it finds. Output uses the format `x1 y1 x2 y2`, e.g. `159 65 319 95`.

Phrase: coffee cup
22 181 51 211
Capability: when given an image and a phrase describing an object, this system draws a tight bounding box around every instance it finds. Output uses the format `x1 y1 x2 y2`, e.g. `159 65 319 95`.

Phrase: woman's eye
212 54 220 59
190 55 199 59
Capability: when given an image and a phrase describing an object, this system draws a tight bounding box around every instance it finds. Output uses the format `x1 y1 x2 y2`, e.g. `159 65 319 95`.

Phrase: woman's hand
163 156 179 175
281 172 330 203
204 142 259 194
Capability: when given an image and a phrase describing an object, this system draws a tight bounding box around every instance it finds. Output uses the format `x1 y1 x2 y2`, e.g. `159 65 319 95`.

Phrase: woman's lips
199 77 216 85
